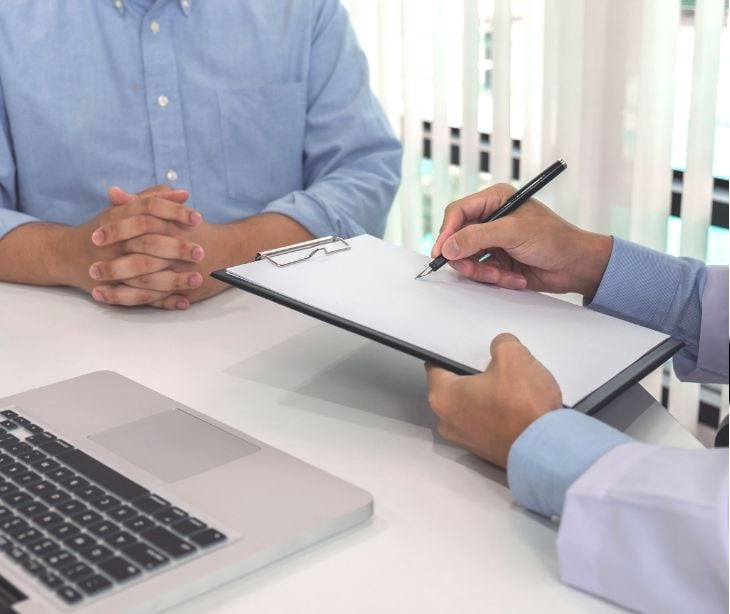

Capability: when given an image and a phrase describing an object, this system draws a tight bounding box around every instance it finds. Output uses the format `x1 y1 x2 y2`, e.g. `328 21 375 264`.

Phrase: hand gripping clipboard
212 234 682 414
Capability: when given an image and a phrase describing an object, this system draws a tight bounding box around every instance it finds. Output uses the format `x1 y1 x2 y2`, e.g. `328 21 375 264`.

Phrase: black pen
415 159 567 279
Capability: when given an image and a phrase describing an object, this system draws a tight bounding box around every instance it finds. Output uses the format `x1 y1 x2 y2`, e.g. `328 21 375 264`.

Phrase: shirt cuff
507 409 632 519
587 236 704 336
0 210 41 238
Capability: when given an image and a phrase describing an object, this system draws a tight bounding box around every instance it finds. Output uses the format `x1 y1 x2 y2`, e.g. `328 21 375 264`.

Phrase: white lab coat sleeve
556 441 729 614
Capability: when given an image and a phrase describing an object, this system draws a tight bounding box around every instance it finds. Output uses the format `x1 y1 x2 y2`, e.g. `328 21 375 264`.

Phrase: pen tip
415 266 432 280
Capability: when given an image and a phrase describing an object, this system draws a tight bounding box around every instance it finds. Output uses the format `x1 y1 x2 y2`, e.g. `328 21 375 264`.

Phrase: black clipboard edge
573 337 683 415
213 269 684 415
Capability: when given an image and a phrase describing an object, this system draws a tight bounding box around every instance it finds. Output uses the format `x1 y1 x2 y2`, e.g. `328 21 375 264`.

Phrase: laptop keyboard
0 407 227 607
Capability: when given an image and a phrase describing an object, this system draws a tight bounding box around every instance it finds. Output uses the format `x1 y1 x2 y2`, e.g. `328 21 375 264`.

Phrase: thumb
108 186 134 206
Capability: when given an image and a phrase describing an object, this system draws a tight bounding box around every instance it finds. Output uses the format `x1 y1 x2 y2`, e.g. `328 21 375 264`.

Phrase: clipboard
212 234 682 414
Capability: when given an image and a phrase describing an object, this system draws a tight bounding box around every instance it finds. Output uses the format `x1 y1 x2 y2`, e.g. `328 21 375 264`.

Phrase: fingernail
91 289 104 302
188 273 202 287
442 239 460 259
189 211 202 224
192 246 205 261
91 230 105 245
176 299 189 310
89 265 101 280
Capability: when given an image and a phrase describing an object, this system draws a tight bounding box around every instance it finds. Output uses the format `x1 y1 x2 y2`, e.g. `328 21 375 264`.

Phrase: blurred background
340 0 729 444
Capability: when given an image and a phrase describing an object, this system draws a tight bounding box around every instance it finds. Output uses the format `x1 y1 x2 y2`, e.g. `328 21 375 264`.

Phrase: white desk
0 282 701 613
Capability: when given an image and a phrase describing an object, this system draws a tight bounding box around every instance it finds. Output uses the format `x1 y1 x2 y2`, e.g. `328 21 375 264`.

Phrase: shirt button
114 0 123 9
166 169 178 182
181 0 190 9
150 20 160 34
157 95 169 108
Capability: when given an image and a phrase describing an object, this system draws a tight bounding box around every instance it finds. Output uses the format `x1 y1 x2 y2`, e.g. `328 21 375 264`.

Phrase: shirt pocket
217 82 307 205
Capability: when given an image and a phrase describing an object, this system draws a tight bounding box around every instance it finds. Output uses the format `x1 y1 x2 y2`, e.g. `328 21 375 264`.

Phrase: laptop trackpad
89 410 260 482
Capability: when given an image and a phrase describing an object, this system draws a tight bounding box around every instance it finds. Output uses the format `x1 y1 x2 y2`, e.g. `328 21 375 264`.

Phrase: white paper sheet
227 235 670 408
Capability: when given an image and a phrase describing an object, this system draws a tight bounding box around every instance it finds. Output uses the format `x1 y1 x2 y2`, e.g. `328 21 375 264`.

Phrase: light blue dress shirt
0 0 401 240
508 237 716 518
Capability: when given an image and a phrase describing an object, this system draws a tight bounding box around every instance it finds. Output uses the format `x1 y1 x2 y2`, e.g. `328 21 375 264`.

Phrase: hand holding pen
417 160 567 279
421 161 614 299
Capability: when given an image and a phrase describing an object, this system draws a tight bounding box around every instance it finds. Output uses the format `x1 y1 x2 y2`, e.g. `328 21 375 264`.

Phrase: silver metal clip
255 236 351 267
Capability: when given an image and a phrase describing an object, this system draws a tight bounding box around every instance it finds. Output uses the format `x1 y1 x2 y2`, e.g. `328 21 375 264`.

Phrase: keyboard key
7 545 29 564
38 570 64 590
74 509 103 527
27 480 54 496
14 470 42 486
48 522 80 540
0 434 19 447
89 520 120 538
76 573 113 597
98 556 141 582
21 556 46 576
24 423 44 434
0 409 18 418
6 442 33 456
17 500 49 519
0 419 17 429
38 439 73 456
7 544 29 565
34 511 64 529
153 506 187 525
0 462 26 477
11 416 30 427
56 585 83 605
46 467 74 483
56 499 88 518
170 516 206 536
141 526 196 559
61 449 149 501
29 538 61 558
123 515 156 532
26 432 56 447
0 433 19 445
18 449 45 464
90 494 121 512
0 453 14 467
1 516 29 535
60 475 89 492
43 550 78 570
0 481 18 496
108 504 138 522
64 533 97 553
105 531 137 549
60 561 94 582
31 457 60 473
0 504 14 520
133 494 170 514
122 542 169 571
78 543 114 564
39 488 71 506
77 485 104 502
15 527 44 545
3 491 33 508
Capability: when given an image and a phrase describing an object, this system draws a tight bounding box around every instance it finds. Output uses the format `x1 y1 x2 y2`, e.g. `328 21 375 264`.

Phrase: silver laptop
0 371 372 613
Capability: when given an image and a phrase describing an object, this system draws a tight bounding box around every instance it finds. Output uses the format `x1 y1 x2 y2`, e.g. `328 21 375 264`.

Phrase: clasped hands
79 185 222 310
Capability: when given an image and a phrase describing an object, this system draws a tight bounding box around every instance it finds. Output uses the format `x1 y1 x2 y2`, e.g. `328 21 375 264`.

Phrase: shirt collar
112 0 192 17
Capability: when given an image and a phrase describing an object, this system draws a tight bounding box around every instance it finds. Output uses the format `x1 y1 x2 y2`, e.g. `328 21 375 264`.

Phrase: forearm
217 213 315 268
0 222 89 288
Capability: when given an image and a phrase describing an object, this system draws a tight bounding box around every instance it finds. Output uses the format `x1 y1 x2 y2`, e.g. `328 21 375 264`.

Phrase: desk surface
0 282 701 613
